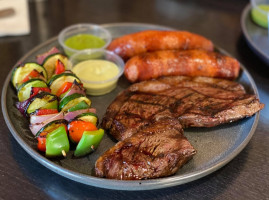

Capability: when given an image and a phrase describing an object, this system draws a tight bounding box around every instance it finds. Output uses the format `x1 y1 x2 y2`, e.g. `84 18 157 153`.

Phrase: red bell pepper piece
35 108 58 116
30 87 51 98
56 82 73 97
37 132 47 152
68 120 98 143
55 59 65 75
22 69 41 83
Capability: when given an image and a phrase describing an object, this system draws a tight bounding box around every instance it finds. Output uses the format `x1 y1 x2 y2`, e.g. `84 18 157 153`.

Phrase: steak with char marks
102 76 264 141
95 118 196 180
96 76 264 180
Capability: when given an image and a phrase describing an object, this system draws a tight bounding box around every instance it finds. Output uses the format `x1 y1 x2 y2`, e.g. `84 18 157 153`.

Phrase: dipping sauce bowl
58 24 111 57
251 0 269 28
68 49 124 96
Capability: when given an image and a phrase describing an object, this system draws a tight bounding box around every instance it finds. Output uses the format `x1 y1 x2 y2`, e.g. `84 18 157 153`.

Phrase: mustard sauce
72 60 119 95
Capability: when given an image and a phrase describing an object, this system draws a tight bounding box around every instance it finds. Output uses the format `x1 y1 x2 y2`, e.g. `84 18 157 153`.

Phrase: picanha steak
96 76 264 180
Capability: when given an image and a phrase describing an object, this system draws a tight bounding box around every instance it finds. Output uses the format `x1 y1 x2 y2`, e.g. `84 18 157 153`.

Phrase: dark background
0 0 268 199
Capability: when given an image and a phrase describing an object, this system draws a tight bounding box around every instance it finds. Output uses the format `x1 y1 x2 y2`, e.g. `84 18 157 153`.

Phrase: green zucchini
75 112 98 126
42 53 69 79
67 100 90 112
59 93 91 112
48 73 81 95
11 63 47 89
17 79 48 102
26 92 58 115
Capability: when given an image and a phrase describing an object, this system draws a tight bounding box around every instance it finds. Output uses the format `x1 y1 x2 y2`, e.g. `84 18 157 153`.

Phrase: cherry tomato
68 120 97 143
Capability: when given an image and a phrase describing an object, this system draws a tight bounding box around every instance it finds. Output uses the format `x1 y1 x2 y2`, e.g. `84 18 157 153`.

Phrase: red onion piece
30 112 64 124
64 108 96 121
36 47 60 65
29 123 45 136
29 112 64 136
15 97 33 117
60 80 86 101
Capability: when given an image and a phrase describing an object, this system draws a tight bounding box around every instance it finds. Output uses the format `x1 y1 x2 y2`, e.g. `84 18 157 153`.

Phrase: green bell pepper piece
74 129 104 157
46 126 70 157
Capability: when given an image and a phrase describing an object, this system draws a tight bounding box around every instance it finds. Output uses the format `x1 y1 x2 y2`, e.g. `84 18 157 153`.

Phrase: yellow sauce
72 59 119 95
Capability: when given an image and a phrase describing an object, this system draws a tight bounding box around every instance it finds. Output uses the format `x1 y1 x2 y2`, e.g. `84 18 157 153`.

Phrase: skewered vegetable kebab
11 47 104 157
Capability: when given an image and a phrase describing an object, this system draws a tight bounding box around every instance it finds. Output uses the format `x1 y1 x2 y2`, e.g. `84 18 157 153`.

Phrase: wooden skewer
62 150 66 157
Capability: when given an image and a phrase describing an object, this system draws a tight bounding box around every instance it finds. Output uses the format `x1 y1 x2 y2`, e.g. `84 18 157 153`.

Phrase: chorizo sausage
124 49 240 82
107 30 214 60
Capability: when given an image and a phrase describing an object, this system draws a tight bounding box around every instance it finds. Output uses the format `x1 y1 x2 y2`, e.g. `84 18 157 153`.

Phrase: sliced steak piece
95 118 196 180
101 76 264 141
178 95 262 127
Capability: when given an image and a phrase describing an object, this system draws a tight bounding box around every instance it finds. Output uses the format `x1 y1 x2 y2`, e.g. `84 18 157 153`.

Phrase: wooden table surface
0 0 268 199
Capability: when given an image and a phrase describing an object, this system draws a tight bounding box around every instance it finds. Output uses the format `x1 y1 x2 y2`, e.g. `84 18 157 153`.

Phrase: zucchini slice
36 119 67 137
11 63 48 89
26 92 58 115
59 93 91 112
75 112 98 126
67 100 90 112
48 73 81 95
17 79 48 102
42 53 69 79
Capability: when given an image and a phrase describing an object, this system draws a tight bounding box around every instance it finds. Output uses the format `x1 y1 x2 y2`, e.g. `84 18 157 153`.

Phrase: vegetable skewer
12 47 104 158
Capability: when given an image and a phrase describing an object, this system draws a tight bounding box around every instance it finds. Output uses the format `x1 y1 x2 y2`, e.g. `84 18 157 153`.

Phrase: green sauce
64 34 106 50
251 4 269 28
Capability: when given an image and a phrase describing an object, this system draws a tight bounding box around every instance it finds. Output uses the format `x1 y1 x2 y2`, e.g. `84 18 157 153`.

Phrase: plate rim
241 3 269 64
1 22 261 190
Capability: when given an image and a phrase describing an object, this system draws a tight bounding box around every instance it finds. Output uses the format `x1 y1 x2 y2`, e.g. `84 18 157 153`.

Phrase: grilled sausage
124 49 240 82
107 30 214 60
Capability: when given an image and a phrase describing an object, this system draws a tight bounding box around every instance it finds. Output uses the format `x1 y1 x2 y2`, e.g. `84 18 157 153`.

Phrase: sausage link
107 30 214 60
124 49 240 82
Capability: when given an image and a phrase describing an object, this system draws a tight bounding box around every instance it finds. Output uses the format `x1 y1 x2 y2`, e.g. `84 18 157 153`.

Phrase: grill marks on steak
102 76 263 141
105 92 179 141
120 100 165 119
95 118 196 180
97 76 264 180
110 114 150 141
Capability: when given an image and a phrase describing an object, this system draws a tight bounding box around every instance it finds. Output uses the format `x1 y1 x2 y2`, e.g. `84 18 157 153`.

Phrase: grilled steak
95 118 196 180
97 76 264 180
102 76 264 141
